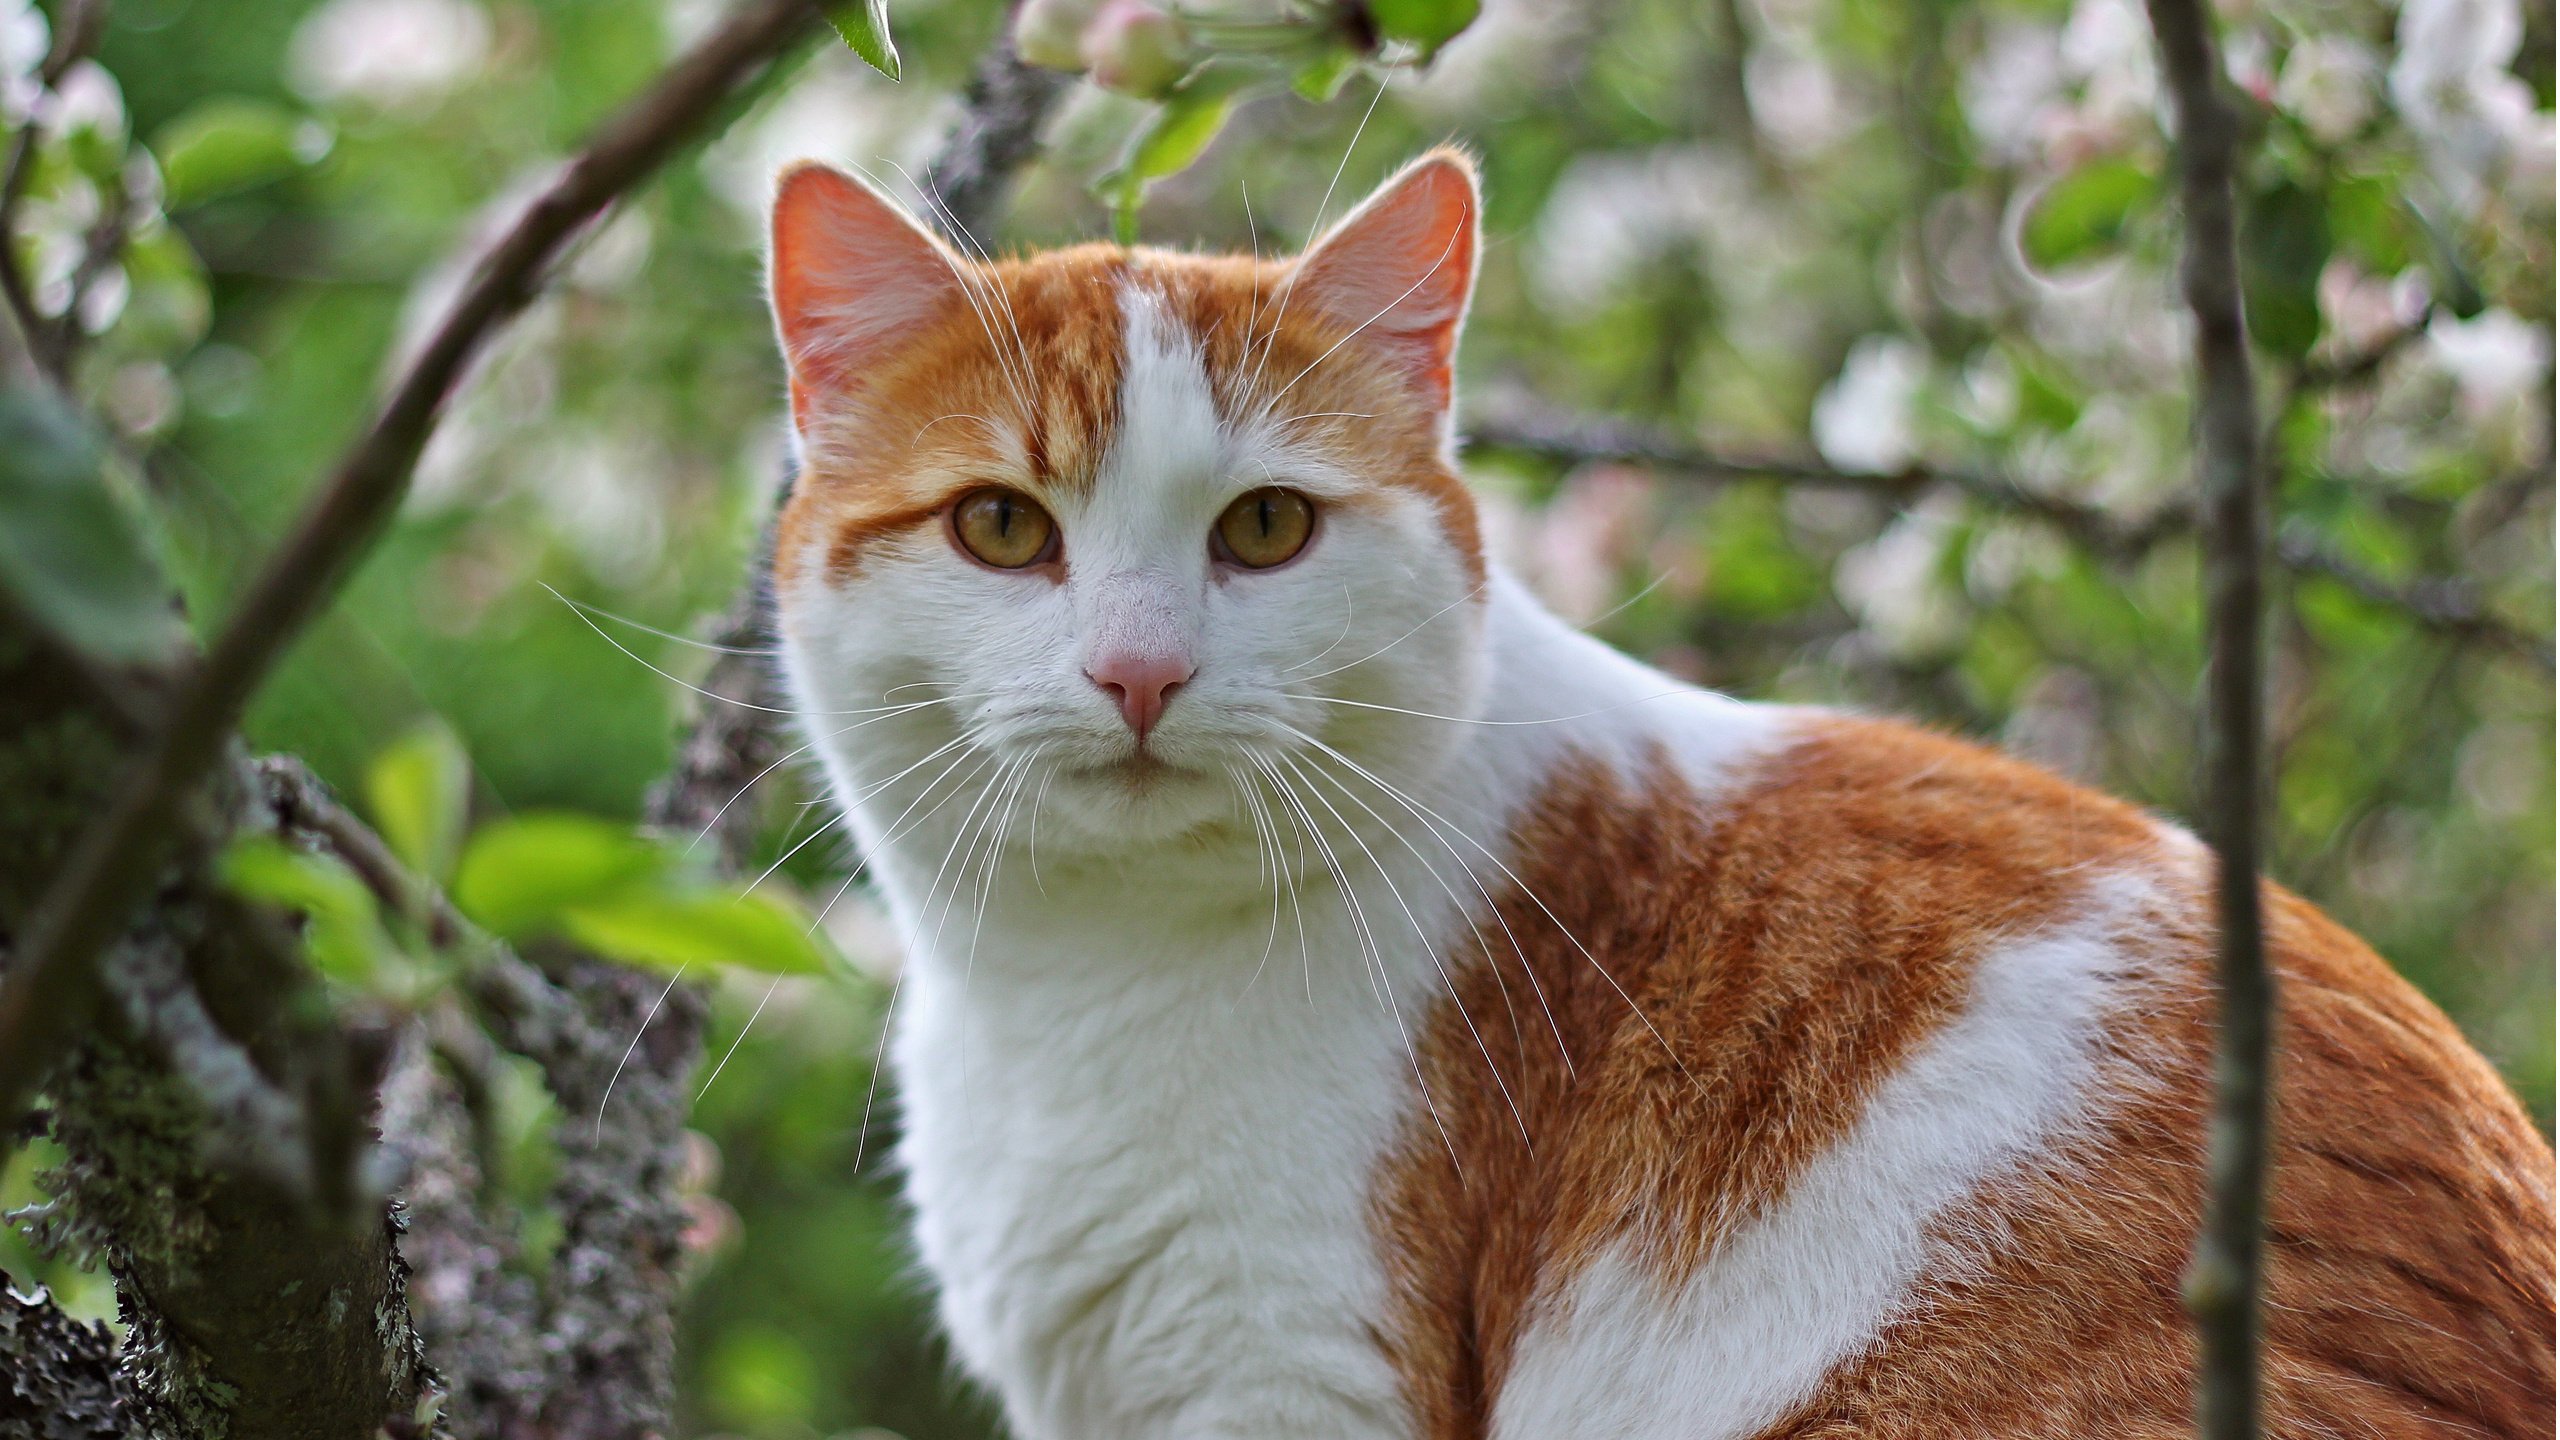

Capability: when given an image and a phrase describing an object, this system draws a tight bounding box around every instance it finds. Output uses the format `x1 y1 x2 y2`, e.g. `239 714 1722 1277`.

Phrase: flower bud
1013 0 1100 72
1081 0 1192 100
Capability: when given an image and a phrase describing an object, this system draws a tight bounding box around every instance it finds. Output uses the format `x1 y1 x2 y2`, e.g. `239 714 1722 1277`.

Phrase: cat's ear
769 162 966 428
1290 147 1481 413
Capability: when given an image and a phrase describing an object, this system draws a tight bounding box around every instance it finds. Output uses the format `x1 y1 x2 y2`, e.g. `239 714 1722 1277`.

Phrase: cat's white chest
887 875 1426 1440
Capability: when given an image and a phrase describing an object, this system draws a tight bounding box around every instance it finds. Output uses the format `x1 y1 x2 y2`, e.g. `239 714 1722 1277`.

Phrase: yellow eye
950 488 1057 570
1214 488 1316 569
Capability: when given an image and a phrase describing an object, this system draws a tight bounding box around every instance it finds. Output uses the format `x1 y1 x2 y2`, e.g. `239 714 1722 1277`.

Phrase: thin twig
2141 0 2272 1434
0 0 106 381
1462 400 2548 667
0 0 826 1146
258 754 468 947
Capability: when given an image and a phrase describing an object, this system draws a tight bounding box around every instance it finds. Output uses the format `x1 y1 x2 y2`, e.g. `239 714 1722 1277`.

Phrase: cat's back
1379 711 2554 1440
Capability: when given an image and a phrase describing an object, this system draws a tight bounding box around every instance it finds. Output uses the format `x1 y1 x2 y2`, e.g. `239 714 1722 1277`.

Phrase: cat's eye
950 488 1058 570
1213 488 1316 570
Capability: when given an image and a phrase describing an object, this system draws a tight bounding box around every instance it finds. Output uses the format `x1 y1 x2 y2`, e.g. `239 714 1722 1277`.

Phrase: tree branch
0 1271 126 1438
0 0 828 1151
0 0 108 386
267 755 728 1439
1462 400 2550 669
2140 0 2273 1434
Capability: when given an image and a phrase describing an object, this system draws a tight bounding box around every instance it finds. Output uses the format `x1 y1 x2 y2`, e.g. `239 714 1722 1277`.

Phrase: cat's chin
1038 754 1235 849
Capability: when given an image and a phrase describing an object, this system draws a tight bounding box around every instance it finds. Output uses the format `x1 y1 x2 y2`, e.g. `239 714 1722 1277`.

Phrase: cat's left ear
769 161 968 430
1291 147 1480 414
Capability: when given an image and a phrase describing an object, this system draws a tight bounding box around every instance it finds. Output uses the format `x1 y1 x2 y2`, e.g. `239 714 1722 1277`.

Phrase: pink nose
1086 652 1193 741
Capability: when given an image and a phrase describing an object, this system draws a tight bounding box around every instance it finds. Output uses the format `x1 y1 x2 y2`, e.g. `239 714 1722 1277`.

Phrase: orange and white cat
764 150 2554 1439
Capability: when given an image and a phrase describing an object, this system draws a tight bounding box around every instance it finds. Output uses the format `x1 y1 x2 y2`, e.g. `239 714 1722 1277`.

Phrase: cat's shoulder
1518 704 2185 925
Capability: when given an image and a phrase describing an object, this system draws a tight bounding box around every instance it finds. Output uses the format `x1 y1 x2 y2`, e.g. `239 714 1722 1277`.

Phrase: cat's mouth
1073 752 1185 790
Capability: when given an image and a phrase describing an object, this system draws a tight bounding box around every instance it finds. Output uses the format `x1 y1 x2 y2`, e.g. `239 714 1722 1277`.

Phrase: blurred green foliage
0 0 2549 1436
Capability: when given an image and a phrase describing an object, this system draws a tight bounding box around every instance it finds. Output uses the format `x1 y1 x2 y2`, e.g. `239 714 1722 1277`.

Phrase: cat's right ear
769 162 965 429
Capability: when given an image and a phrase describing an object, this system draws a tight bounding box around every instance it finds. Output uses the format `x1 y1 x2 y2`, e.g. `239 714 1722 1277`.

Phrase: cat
762 149 2554 1439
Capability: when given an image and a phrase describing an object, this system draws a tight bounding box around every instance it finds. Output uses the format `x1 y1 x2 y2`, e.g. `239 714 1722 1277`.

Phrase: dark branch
2141 0 2274 1435
0 0 108 384
265 754 721 1439
926 38 1070 241
1462 399 2549 668
0 1272 127 1438
0 0 828 1150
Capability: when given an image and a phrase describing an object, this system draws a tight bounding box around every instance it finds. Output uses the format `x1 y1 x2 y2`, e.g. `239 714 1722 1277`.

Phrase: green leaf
1368 0 1481 52
153 97 325 209
452 812 668 939
560 888 834 976
1098 65 1257 244
2243 178 2331 363
366 720 471 886
1292 49 1358 103
2327 173 2412 274
2022 158 2152 271
220 836 385 982
0 387 182 663
828 0 900 80
117 227 213 354
1132 69 1248 180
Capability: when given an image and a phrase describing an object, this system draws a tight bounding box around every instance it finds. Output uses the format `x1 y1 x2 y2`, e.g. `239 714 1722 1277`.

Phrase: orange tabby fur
1377 718 2554 1438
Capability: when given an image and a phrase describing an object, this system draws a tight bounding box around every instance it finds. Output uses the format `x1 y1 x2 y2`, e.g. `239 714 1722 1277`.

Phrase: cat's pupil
1254 498 1272 535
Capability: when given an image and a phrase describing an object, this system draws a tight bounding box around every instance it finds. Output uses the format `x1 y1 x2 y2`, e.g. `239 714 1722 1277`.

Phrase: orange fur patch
1369 716 2555 1438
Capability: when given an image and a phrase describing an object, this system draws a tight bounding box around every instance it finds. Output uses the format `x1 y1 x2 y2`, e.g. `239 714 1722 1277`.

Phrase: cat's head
767 151 1486 856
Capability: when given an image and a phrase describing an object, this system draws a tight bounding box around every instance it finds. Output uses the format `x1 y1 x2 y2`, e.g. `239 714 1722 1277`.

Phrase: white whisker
543 586 778 656
1285 581 1487 682
1279 749 1530 1150
754 733 974 894
1267 222 1463 406
1259 751 1464 1181
1292 744 1549 1091
1280 722 1698 1096
594 962 687 1142
555 589 948 719
1246 76 1388 395
695 975 784 1104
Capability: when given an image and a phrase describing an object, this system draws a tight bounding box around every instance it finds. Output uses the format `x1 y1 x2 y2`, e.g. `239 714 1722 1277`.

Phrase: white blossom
288 0 491 110
2388 0 2548 210
0 0 46 121
1527 146 1742 311
1745 42 1857 160
1963 21 2066 164
1835 493 1966 658
1523 465 1655 625
2059 0 2159 142
2424 307 2550 416
42 60 124 144
2276 35 2382 144
1812 335 1929 474
2317 258 2423 354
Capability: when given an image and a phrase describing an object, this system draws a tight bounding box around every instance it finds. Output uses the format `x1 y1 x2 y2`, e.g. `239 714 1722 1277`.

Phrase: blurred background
0 0 2548 1435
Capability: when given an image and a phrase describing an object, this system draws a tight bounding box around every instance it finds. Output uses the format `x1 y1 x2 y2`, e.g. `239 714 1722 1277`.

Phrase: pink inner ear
769 163 965 428
1291 153 1481 411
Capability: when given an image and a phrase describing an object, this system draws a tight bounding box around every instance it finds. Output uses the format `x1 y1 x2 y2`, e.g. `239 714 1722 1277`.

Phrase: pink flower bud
1013 0 1100 72
1081 0 1192 99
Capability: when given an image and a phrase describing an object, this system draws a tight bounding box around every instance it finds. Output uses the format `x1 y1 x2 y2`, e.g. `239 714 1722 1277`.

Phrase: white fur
777 257 2150 1439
